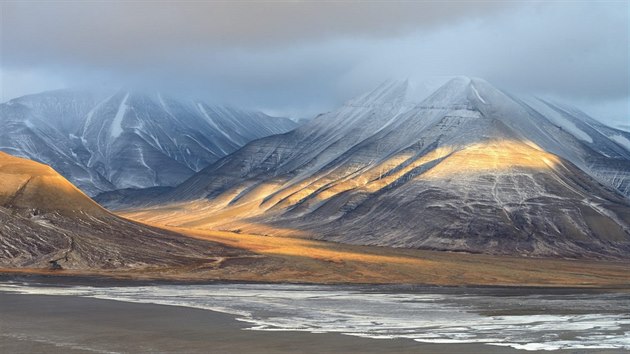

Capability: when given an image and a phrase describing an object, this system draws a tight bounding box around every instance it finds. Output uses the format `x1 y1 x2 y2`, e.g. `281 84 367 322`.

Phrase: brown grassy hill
0 152 246 269
1 152 105 215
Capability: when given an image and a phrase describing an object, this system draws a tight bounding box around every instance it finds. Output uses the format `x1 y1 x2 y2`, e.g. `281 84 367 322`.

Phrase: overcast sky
1 1 628 128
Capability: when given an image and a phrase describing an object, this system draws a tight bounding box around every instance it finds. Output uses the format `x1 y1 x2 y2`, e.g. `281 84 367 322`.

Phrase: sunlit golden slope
0 151 105 215
421 141 559 178
0 152 244 270
122 140 562 228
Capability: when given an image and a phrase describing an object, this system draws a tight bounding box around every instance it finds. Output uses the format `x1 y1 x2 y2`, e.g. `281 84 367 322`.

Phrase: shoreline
2 271 630 292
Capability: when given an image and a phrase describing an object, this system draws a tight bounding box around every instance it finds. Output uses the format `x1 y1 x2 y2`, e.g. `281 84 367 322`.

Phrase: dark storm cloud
1 1 511 63
0 1 627 126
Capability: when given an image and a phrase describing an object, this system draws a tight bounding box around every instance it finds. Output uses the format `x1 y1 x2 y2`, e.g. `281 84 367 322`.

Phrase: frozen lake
1 281 628 351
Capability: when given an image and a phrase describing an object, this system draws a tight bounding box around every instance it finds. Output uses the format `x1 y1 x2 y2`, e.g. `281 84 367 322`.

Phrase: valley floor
2 223 629 288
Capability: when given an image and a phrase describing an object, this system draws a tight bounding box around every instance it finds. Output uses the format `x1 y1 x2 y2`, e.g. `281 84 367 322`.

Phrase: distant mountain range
0 90 297 196
121 77 630 259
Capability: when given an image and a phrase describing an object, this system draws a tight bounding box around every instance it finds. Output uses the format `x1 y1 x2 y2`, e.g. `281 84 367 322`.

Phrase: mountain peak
417 76 494 109
344 77 457 109
345 79 412 108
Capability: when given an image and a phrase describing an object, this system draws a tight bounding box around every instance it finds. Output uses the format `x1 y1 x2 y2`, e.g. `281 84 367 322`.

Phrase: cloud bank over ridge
1 1 627 127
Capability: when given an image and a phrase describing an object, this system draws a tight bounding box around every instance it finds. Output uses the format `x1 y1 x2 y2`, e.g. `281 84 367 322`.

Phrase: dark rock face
143 78 630 259
0 90 297 196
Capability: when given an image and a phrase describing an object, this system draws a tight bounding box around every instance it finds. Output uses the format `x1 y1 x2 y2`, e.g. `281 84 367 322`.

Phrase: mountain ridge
119 77 630 259
1 89 297 196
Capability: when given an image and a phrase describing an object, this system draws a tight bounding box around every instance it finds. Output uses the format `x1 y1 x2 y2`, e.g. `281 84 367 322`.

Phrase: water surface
1 282 628 351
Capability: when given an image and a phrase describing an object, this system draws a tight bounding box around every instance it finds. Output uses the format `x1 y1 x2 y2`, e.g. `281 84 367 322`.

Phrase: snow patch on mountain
471 83 487 104
110 93 129 138
611 134 630 151
526 98 593 143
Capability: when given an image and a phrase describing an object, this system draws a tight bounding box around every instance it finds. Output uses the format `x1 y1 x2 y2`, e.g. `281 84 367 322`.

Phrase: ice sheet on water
2 282 629 351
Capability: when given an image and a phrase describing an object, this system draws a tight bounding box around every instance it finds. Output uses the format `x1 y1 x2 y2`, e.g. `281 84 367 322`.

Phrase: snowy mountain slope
0 90 297 195
169 80 429 201
126 77 630 258
168 77 630 201
517 97 630 195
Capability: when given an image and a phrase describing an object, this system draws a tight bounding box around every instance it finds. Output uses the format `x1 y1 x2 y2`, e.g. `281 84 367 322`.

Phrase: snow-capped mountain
0 89 297 195
129 77 630 258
